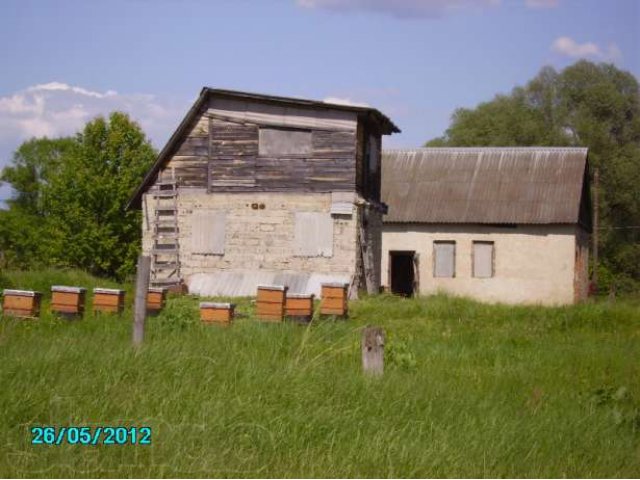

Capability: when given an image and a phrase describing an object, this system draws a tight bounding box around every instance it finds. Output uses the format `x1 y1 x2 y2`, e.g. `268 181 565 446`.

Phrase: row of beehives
200 283 349 325
0 286 167 318
0 282 349 322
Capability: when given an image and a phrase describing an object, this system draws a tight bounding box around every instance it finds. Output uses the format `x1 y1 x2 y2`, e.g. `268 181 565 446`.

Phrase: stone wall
143 190 358 283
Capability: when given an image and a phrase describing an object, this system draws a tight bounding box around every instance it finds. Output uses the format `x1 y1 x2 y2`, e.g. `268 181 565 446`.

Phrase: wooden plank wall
158 111 358 192
164 116 209 187
209 118 258 189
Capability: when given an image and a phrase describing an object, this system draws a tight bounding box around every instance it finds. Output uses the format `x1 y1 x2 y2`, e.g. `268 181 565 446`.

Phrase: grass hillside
0 269 639 477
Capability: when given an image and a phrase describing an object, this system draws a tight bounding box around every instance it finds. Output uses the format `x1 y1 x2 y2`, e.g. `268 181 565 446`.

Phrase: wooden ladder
150 180 182 288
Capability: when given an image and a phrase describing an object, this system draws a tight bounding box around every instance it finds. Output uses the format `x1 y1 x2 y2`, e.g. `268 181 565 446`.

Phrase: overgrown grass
0 270 639 477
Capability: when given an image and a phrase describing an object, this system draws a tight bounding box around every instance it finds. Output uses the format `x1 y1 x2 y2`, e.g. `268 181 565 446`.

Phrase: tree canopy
0 112 156 279
427 60 640 291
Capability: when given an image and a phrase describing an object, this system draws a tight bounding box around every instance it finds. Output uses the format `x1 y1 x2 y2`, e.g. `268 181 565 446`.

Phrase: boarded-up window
191 211 226 255
259 128 312 156
473 241 494 278
294 212 333 257
433 241 455 278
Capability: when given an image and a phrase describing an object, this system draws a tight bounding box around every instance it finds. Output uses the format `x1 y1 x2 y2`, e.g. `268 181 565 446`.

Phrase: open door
389 250 416 297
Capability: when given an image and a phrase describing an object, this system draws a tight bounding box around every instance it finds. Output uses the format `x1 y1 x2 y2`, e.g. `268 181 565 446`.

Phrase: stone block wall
142 190 358 282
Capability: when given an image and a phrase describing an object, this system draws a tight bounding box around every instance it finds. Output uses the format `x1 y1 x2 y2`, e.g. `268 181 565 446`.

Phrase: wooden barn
380 148 592 305
127 88 399 296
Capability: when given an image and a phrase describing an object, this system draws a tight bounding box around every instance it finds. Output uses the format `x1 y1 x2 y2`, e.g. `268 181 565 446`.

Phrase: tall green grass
0 270 639 477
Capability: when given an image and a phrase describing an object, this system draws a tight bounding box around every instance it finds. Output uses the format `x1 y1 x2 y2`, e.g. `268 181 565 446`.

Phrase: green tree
427 60 640 291
0 137 76 215
0 112 156 279
0 138 76 267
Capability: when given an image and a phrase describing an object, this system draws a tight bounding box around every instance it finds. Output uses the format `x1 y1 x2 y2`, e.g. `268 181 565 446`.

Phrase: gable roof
381 147 592 230
126 88 400 209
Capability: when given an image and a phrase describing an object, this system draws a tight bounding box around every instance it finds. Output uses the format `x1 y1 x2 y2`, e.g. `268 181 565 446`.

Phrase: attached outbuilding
381 147 592 305
127 88 399 297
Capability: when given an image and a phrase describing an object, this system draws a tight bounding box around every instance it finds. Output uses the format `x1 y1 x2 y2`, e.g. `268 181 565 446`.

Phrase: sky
0 0 638 203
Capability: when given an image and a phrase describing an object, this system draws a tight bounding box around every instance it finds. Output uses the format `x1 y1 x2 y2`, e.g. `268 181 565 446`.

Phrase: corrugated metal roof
382 147 589 225
188 270 351 298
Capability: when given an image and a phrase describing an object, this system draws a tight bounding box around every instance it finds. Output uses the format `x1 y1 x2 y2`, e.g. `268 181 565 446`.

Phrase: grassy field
0 269 639 478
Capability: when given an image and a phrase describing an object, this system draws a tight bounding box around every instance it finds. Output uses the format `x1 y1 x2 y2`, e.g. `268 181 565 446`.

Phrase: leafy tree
427 60 640 291
0 112 156 279
1 138 76 215
0 138 76 267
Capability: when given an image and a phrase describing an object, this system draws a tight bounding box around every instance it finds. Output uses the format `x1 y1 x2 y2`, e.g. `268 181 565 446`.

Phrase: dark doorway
390 251 416 297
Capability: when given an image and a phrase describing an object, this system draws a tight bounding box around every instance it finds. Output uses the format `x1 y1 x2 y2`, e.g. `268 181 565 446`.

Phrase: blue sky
0 0 638 202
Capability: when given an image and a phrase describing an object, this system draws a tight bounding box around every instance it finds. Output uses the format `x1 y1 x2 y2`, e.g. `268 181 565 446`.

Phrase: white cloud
0 82 186 201
26 82 118 99
525 0 558 8
551 36 601 57
296 0 500 18
551 36 623 61
323 96 370 107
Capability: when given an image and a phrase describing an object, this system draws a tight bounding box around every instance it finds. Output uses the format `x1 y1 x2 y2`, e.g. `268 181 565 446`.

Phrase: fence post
361 326 385 376
132 255 151 347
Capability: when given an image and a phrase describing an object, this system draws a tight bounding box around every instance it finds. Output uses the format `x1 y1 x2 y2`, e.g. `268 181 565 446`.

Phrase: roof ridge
383 146 588 153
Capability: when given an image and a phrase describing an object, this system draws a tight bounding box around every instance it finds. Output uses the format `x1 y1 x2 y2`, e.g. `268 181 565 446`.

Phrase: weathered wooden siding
208 96 358 131
354 124 382 202
152 98 378 194
163 115 209 187
209 114 356 191
209 117 258 189
157 113 357 192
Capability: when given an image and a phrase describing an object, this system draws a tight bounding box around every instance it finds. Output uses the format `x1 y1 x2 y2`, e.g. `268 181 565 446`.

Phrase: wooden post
132 255 151 347
359 222 376 295
361 326 385 376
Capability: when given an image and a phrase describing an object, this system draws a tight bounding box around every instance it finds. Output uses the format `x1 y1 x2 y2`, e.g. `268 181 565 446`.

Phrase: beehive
51 286 86 317
93 288 125 314
200 302 235 325
256 285 288 322
320 282 349 317
147 287 167 314
285 293 315 323
1 289 42 318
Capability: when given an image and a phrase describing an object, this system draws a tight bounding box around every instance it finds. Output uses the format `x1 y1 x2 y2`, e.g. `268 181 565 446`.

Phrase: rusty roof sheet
382 147 589 225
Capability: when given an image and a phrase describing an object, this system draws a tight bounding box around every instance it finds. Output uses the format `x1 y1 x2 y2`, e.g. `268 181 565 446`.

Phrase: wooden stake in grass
362 326 385 376
132 255 151 347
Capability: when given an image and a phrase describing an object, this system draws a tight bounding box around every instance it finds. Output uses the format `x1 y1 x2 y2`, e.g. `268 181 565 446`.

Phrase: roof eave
126 89 209 210
205 87 400 135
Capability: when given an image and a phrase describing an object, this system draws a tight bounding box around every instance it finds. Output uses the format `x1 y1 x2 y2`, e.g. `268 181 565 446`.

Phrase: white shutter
191 211 226 255
434 241 455 278
473 241 494 278
330 191 354 216
294 212 333 257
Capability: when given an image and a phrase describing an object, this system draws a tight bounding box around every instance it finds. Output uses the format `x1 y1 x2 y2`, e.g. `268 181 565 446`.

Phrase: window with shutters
473 241 494 278
191 211 226 255
433 241 455 278
294 212 333 257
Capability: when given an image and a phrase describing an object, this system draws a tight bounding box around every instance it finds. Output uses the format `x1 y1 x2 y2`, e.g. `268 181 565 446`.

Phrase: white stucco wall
381 224 579 305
